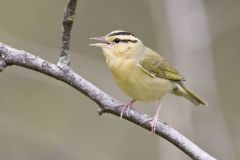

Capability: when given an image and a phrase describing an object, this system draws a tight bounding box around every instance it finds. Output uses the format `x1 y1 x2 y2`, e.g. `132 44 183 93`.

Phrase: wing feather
138 47 185 81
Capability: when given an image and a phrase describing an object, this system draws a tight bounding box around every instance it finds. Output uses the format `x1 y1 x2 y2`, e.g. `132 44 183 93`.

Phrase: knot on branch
98 107 109 116
63 15 75 24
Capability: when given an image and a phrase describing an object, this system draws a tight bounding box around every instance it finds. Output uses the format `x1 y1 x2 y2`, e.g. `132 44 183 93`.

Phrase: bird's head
90 30 144 59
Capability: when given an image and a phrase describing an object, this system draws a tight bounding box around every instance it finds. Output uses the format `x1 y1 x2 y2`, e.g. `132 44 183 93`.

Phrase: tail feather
174 82 208 106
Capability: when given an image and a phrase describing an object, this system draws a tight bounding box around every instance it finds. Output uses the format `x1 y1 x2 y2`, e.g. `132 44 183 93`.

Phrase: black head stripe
119 39 138 43
108 31 135 37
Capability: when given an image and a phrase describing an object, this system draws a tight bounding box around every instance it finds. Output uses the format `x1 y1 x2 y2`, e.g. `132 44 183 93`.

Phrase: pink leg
151 101 162 133
120 99 136 118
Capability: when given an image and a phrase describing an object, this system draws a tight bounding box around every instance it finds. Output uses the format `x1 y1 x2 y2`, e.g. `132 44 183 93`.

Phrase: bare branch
57 0 78 68
0 43 217 160
0 55 7 71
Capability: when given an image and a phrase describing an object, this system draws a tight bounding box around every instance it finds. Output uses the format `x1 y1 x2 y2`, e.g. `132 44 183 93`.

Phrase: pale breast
111 59 174 101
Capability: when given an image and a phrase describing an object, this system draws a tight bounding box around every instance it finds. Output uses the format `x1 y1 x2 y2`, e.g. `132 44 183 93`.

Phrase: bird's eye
113 38 120 43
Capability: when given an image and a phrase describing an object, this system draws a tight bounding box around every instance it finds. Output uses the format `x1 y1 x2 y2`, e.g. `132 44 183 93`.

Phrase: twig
0 43 217 160
0 0 217 159
57 0 78 68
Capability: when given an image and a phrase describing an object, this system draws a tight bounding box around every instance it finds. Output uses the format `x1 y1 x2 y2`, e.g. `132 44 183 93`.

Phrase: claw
150 116 158 133
119 99 136 118
120 105 125 118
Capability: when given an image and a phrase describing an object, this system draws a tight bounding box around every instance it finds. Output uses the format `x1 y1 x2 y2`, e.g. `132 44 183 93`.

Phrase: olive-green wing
138 47 185 81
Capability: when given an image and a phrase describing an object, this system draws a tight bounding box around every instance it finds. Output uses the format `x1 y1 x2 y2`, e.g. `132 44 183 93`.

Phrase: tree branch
57 0 78 68
0 43 216 160
0 0 217 159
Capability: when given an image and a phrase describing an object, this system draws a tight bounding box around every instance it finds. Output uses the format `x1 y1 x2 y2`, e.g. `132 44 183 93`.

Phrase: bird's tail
174 82 208 106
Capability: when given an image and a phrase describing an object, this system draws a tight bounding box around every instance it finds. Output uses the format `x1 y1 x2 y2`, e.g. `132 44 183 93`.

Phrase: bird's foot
150 115 159 133
149 102 162 133
117 99 136 118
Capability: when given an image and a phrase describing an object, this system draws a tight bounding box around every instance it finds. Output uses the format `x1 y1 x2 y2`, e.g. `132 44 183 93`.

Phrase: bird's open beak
89 37 111 48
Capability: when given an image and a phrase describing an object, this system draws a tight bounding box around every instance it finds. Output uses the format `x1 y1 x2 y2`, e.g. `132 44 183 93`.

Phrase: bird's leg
120 99 136 118
151 101 162 133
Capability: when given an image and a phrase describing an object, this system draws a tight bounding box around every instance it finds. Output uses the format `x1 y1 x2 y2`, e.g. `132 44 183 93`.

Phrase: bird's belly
112 62 174 101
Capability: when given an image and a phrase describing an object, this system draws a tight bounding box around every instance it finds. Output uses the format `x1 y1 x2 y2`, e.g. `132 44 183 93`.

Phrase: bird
90 30 207 133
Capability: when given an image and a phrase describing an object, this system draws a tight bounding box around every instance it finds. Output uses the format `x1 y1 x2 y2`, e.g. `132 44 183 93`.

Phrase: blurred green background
0 0 239 159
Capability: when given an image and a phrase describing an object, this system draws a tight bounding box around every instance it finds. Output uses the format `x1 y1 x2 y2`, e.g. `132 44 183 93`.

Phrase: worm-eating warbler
90 30 207 132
